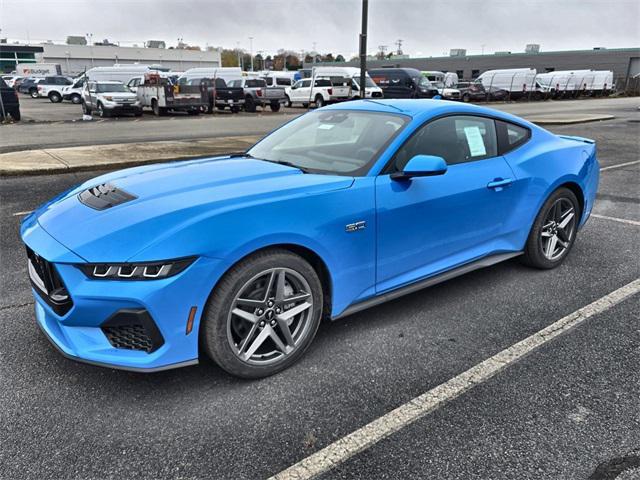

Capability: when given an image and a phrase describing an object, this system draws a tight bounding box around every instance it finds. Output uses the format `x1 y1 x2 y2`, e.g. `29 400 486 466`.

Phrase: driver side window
393 115 498 171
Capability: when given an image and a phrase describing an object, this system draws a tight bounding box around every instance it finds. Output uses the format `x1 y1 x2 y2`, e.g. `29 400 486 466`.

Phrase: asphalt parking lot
0 98 639 479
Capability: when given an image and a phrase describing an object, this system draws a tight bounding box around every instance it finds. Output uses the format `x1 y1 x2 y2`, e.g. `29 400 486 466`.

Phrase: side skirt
332 252 522 321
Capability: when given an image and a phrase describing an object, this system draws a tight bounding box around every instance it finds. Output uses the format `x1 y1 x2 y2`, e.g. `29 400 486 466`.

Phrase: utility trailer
136 73 206 116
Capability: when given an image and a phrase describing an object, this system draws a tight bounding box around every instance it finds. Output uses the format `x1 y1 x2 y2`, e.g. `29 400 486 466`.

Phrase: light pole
236 41 242 69
359 0 368 99
249 37 254 71
86 33 94 67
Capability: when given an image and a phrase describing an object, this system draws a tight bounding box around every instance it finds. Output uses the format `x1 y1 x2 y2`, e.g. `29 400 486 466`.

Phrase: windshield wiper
229 152 254 158
230 152 310 173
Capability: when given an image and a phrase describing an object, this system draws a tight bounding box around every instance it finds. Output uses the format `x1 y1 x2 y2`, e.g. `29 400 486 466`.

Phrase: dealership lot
0 98 638 479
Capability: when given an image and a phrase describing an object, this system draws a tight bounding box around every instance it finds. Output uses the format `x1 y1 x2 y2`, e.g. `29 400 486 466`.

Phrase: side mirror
391 155 447 181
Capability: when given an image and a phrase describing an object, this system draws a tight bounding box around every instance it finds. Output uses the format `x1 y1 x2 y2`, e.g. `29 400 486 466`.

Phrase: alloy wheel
226 268 314 366
540 197 576 260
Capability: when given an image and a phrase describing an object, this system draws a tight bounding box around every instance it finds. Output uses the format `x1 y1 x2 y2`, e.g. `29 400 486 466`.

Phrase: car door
375 114 520 293
295 79 311 102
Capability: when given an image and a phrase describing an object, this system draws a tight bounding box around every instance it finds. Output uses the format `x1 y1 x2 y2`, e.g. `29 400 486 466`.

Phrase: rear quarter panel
502 127 599 249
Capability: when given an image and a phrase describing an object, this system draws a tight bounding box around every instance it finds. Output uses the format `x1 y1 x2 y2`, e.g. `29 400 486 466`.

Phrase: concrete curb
0 135 261 176
528 114 615 125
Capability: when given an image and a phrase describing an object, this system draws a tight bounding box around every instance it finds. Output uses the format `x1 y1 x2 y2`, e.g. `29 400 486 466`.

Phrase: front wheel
244 96 256 113
202 249 323 379
285 95 292 108
49 92 62 103
70 93 82 104
521 187 580 269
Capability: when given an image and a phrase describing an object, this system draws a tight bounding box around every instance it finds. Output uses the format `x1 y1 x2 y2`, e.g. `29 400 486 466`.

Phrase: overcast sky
1 0 638 58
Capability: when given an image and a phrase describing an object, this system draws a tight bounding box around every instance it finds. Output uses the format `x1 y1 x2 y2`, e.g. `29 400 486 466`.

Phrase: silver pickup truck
227 78 286 112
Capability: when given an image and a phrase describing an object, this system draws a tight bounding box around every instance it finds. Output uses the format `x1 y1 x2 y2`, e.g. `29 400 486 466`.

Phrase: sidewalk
0 135 261 176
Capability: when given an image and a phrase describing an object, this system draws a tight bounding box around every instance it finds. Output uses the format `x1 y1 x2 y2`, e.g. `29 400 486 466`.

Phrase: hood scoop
78 183 137 210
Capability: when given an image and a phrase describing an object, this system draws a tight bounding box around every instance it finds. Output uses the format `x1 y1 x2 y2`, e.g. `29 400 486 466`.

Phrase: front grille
371 91 383 98
100 309 164 353
78 183 137 211
26 246 73 316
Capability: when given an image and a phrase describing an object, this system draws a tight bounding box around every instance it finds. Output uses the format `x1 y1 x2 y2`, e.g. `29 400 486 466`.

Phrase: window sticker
463 126 487 156
318 123 335 130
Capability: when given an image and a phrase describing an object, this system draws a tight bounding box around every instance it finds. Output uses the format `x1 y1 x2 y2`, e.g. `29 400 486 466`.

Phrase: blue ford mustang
21 100 599 378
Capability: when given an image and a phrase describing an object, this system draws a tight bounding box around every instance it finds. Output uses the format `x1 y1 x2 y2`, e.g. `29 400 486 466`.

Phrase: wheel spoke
276 317 295 347
268 326 290 354
541 230 553 238
237 322 259 354
283 292 310 304
263 270 277 302
275 269 286 302
546 235 558 257
231 308 258 324
236 298 263 308
243 327 271 360
556 237 569 248
278 301 312 321
557 227 570 243
559 209 575 229
554 201 562 222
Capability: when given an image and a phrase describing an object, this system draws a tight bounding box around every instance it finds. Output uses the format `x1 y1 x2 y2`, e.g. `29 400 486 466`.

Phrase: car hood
34 157 354 262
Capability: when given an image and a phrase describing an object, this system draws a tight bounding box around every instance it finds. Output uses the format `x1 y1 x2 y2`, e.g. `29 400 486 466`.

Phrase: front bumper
21 218 220 372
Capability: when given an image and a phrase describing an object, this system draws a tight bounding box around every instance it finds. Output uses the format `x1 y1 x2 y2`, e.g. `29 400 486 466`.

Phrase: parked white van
83 64 167 84
179 67 243 84
535 69 613 96
311 67 383 99
476 68 537 98
421 71 461 100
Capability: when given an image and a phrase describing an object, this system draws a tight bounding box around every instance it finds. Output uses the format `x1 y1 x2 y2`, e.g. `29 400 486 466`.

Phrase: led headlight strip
78 257 195 280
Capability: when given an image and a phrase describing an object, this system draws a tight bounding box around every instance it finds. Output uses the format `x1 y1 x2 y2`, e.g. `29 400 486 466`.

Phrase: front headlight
103 96 113 101
78 257 195 280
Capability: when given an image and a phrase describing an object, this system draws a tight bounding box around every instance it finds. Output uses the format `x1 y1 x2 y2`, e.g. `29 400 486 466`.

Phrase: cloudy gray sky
1 0 638 58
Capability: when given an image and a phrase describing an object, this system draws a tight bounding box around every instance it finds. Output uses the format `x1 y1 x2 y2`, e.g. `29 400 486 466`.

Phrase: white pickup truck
285 77 351 108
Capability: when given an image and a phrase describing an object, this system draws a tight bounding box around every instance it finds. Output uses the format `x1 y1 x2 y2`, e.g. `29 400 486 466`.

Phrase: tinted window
276 77 291 86
301 80 311 88
394 115 498 170
215 78 228 88
246 79 266 88
497 120 531 154
314 79 331 87
264 77 273 86
227 80 240 87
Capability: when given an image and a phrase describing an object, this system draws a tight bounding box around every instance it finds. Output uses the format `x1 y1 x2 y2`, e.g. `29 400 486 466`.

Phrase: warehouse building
314 47 640 85
0 43 221 75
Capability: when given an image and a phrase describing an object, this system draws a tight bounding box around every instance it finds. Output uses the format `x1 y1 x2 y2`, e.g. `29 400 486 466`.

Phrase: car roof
324 99 538 128
92 80 125 84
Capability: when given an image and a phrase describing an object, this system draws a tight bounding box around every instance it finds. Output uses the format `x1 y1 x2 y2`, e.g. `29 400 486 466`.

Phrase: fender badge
345 221 366 233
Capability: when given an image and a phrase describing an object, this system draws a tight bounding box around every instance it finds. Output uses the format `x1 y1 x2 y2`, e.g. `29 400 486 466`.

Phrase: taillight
256 89 263 97
328 88 333 95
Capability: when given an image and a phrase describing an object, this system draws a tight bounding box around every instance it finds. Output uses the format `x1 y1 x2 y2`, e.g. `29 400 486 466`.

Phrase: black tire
302 102 309 108
134 109 143 117
30 88 38 98
285 94 292 108
151 99 165 116
81 101 91 115
315 95 325 108
49 92 62 103
244 96 256 112
230 106 240 113
70 93 82 104
521 187 580 269
96 102 109 118
9 108 20 121
270 101 281 112
462 93 471 103
202 249 323 379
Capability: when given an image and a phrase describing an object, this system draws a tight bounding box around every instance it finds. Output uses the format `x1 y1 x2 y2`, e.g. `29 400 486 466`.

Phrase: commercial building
0 43 221 75
314 47 640 85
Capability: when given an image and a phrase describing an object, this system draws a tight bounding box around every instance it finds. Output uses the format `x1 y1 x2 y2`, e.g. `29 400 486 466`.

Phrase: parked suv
458 81 509 102
82 81 142 117
227 78 286 112
18 77 43 97
37 76 73 102
369 68 439 99
0 78 20 121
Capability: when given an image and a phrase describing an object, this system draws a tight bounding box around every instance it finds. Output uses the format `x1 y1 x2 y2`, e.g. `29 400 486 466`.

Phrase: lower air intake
101 309 164 353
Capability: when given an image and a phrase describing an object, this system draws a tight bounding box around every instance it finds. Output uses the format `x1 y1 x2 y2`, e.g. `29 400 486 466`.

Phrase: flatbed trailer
137 73 206 116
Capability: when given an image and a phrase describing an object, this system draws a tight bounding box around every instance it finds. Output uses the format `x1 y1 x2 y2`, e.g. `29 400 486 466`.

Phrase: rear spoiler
558 134 595 144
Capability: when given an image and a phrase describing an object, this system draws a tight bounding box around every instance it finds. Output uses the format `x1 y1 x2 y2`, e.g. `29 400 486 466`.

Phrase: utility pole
236 41 242 69
249 37 254 71
395 39 403 56
359 0 368 99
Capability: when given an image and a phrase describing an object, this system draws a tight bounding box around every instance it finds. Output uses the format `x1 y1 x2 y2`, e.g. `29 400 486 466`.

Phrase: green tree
335 54 345 62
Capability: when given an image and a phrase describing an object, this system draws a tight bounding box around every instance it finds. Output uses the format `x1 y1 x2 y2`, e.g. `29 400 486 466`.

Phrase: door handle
487 178 513 190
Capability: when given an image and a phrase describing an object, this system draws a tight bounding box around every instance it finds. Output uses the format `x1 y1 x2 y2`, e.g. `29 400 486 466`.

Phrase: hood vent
78 183 137 210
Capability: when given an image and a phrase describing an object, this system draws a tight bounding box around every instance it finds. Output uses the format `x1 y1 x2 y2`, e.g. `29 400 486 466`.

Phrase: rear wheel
522 187 580 269
202 249 323 379
151 99 165 116
244 96 256 112
270 101 281 112
315 95 325 108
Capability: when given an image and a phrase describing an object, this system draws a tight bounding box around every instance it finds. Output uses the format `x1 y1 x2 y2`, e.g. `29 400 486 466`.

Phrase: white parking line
12 210 33 217
270 278 640 480
600 160 640 171
591 213 640 226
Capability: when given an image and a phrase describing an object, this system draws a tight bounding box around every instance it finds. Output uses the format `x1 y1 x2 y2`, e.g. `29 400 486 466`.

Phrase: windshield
418 76 433 88
97 84 130 93
353 76 377 88
247 110 408 176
